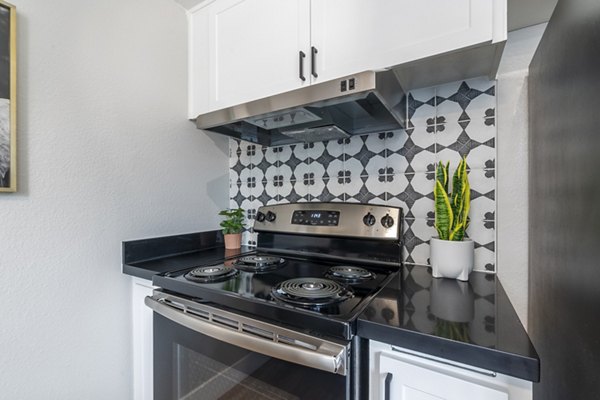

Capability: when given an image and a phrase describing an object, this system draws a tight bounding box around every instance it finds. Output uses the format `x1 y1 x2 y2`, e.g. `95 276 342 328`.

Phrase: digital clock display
292 210 340 226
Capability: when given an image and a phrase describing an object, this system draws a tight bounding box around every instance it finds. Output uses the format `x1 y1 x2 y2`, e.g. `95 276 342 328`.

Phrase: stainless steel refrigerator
528 0 600 398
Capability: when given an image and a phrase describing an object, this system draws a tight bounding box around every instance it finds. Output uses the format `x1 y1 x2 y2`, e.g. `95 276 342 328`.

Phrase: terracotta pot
224 233 242 250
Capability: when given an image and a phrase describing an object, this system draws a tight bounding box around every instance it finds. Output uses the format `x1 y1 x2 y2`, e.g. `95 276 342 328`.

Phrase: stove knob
363 212 376 226
256 211 266 222
266 211 276 222
381 214 395 229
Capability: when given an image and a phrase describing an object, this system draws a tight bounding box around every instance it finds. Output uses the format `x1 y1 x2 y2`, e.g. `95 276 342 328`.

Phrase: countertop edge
122 264 157 281
357 318 540 382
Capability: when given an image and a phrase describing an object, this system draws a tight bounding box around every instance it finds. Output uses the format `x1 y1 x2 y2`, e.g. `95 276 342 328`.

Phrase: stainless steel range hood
195 70 406 147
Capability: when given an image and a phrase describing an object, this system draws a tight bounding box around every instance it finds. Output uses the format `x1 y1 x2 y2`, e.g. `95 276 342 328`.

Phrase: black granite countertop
122 230 254 280
122 232 539 382
358 265 540 382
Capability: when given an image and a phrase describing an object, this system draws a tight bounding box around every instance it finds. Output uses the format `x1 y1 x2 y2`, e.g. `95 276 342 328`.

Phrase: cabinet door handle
384 372 392 400
299 51 306 81
311 46 318 78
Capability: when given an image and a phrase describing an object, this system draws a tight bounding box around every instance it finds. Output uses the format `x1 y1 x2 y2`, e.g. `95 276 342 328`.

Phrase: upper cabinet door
311 0 504 83
201 0 310 114
189 0 506 118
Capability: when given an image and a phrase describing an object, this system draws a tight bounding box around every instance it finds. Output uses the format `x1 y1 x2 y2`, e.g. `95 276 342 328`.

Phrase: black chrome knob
256 211 266 222
363 213 376 226
381 214 394 228
266 211 276 222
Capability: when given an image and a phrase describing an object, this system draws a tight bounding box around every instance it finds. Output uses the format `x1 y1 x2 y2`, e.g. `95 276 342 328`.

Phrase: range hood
195 70 406 147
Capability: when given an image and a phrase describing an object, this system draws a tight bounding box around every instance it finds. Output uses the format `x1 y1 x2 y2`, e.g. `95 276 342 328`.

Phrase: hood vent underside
195 70 406 147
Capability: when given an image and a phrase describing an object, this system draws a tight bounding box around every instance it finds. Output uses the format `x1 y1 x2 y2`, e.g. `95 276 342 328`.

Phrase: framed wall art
0 0 16 192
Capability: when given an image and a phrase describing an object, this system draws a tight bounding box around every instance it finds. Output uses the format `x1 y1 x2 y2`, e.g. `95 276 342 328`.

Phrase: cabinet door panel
207 0 310 111
189 6 210 118
379 353 508 400
311 0 495 83
132 278 155 400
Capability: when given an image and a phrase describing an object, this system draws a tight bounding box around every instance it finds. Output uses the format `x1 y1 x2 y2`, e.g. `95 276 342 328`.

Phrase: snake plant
434 158 470 241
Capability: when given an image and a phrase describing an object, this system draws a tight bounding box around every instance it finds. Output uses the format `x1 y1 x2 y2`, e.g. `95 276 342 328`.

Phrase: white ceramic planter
430 237 474 281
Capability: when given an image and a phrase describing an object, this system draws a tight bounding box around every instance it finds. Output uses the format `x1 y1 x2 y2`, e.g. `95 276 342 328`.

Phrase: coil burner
272 278 353 307
184 265 238 283
326 266 375 284
233 255 287 273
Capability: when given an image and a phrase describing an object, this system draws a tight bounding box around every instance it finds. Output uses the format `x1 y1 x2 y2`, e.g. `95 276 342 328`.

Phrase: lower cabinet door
132 278 155 400
377 352 508 400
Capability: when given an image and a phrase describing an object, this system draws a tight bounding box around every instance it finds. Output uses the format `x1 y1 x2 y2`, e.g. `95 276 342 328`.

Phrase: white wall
496 23 547 329
0 1 228 399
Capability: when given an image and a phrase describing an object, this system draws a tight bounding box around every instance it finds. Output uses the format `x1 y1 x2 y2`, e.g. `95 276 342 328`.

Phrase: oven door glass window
154 314 348 400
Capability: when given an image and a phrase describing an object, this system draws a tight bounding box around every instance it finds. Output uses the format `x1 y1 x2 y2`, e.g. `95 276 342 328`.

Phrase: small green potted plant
431 157 474 281
219 208 245 249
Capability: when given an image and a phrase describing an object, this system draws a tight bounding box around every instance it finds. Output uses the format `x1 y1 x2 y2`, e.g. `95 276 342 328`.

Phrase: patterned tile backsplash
229 77 496 272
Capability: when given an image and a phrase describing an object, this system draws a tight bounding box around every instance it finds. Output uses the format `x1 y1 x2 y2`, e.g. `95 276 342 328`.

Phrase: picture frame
0 0 16 192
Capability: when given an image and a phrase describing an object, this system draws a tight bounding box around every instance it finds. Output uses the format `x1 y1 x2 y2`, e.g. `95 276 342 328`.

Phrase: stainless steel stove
147 202 403 400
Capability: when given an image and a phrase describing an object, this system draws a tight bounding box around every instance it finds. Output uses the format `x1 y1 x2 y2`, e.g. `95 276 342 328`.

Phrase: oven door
146 291 351 400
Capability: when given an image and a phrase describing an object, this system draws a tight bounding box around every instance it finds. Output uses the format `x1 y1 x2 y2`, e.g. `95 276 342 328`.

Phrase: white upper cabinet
310 0 505 83
189 0 310 117
189 0 507 118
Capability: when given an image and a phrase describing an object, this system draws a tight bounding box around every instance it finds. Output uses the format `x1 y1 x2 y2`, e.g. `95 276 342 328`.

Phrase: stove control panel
254 202 402 240
292 210 340 226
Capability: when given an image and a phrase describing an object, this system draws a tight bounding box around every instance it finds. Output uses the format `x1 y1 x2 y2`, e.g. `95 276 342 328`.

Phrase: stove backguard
253 202 403 266
254 202 403 242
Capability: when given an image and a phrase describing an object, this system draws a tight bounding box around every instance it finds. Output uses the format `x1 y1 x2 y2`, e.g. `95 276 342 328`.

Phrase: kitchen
1 0 598 399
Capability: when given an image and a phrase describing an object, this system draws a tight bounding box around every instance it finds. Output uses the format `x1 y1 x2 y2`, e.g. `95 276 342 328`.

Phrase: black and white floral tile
229 77 497 272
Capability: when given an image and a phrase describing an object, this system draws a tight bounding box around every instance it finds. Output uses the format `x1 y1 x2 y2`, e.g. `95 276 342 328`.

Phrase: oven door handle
145 295 348 376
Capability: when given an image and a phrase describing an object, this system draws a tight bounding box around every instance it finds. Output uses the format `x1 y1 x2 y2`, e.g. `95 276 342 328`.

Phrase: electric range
152 202 403 340
147 202 403 400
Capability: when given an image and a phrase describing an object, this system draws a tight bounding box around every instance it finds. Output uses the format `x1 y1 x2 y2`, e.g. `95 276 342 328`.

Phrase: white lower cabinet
369 341 532 400
132 277 155 400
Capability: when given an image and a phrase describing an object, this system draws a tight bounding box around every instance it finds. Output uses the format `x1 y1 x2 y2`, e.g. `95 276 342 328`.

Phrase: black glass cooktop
153 252 399 340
